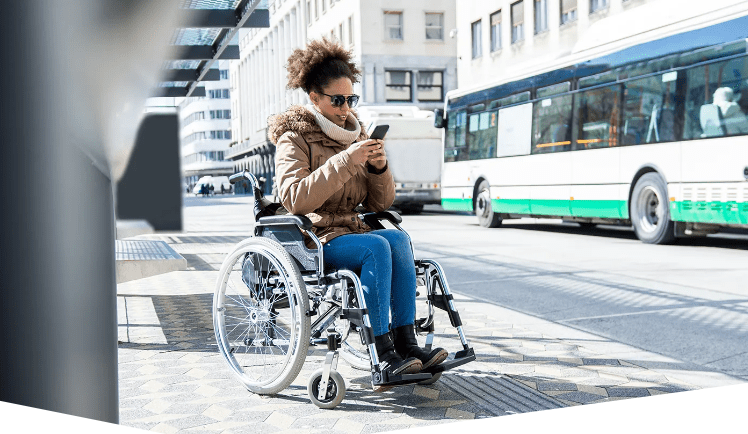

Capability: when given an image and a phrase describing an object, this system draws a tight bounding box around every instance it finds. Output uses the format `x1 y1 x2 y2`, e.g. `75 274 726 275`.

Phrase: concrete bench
115 239 187 283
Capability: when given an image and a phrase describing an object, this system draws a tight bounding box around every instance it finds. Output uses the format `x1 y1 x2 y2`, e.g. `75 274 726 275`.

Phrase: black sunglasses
319 92 360 108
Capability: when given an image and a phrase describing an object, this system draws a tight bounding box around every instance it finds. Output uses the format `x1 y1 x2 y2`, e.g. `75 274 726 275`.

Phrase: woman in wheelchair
267 38 448 379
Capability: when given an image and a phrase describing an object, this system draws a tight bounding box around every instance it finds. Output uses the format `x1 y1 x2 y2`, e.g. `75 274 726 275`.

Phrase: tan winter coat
268 105 396 245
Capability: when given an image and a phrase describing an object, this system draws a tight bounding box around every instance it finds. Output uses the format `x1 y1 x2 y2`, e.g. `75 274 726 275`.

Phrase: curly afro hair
285 38 361 94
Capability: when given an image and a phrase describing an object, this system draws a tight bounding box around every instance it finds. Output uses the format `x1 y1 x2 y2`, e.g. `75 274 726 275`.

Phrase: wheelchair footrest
421 347 476 375
371 371 432 387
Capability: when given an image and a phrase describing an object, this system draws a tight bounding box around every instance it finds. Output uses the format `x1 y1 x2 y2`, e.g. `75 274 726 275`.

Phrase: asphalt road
397 205 748 383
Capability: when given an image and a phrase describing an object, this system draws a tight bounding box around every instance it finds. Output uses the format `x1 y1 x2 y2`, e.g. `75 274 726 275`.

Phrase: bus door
528 94 573 217
570 84 623 219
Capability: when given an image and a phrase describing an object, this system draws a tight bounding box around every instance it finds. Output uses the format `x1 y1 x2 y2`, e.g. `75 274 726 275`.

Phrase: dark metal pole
0 2 116 423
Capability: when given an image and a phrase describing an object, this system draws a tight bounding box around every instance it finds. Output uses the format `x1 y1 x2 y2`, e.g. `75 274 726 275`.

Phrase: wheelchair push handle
230 170 267 221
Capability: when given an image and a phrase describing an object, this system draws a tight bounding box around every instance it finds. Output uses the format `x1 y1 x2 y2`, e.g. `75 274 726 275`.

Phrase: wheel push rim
215 246 302 389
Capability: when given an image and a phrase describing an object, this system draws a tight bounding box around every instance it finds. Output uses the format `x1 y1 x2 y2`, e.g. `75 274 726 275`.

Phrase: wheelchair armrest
257 215 313 231
360 211 403 230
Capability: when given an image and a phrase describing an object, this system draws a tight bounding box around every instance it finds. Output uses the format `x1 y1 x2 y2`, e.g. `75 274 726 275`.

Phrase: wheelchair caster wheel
418 371 442 385
308 368 346 409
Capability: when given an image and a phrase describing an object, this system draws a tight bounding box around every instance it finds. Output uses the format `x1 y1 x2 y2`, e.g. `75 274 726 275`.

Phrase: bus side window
574 84 621 150
685 56 748 140
622 74 682 145
531 94 573 154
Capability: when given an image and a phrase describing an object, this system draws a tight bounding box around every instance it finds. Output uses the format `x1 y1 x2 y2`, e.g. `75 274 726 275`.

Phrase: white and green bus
435 8 748 244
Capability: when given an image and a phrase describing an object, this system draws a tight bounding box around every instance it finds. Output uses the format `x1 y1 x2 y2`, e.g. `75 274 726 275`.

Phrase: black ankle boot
392 324 448 370
374 331 422 376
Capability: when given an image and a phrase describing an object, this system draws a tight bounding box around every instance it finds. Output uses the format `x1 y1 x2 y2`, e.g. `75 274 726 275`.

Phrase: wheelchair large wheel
213 237 310 395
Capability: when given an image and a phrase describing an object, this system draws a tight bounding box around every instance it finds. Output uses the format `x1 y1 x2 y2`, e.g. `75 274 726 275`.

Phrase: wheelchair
213 171 475 409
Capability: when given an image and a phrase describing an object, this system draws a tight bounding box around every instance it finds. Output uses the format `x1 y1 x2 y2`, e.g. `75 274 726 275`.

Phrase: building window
511 1 524 44
209 130 232 140
219 69 229 80
209 109 231 119
471 19 482 59
314 0 319 20
183 111 205 126
590 0 609 13
384 11 403 40
306 0 312 26
385 70 412 102
561 0 577 25
322 0 326 14
339 23 343 43
534 0 548 34
425 12 444 40
417 71 443 101
348 15 354 46
490 10 501 52
208 89 230 99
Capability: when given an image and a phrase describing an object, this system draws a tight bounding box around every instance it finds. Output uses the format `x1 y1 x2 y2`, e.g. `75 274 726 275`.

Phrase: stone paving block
265 412 298 430
576 385 608 397
445 408 475 420
152 422 180 434
606 387 650 398
412 385 440 400
361 424 411 434
558 367 598 378
333 418 366 434
537 382 577 392
291 416 338 431
144 399 174 414
581 358 621 366
554 391 607 404
577 377 628 387
202 404 232 421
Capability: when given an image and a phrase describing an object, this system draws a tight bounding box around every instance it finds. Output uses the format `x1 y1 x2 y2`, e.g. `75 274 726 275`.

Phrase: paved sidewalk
116 227 742 434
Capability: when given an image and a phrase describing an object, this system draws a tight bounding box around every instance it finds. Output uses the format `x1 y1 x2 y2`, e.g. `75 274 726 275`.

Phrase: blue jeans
323 229 416 336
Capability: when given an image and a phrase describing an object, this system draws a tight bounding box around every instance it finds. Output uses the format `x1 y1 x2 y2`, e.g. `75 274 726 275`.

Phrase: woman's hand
367 140 387 170
345 139 382 166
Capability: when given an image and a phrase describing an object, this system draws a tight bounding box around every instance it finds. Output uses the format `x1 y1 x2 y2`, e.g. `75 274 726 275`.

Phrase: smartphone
367 124 389 140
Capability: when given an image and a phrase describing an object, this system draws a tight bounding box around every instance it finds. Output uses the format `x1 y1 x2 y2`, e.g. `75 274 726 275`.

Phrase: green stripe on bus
441 198 474 212
670 201 748 225
442 198 748 225
570 200 626 219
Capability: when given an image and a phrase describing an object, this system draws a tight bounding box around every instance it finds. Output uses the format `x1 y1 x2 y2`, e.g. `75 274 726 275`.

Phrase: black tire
474 180 502 228
630 173 675 244
579 222 597 229
308 369 346 409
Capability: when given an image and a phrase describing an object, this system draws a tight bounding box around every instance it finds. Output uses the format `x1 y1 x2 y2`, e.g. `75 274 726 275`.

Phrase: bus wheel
630 173 675 244
475 180 502 228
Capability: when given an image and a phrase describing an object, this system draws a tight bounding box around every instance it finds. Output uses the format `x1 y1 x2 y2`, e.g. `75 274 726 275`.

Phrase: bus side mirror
433 108 446 129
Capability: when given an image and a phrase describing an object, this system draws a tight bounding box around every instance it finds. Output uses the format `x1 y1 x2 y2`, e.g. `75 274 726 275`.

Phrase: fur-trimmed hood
267 105 364 145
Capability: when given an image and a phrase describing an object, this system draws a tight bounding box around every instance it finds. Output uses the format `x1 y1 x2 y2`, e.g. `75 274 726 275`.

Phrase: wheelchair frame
213 171 475 408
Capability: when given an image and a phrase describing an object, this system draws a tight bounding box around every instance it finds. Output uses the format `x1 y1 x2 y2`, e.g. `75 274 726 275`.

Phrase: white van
356 106 442 214
192 176 232 195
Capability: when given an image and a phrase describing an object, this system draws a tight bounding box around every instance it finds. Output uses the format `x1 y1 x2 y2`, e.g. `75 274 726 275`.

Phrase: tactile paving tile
441 372 565 416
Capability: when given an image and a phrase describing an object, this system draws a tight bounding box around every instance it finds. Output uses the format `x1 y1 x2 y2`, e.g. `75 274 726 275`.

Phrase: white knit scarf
306 104 361 145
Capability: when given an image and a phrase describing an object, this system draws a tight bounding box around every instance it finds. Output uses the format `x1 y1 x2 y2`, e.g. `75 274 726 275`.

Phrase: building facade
178 62 234 190
227 0 458 192
456 0 649 89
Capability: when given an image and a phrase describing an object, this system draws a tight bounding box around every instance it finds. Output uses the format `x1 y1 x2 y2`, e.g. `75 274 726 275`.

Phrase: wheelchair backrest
257 224 319 272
